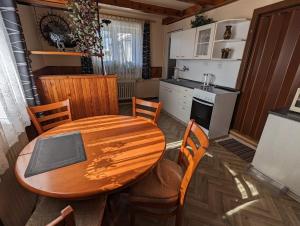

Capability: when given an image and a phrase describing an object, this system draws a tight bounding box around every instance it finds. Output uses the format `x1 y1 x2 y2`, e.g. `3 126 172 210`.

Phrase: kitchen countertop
160 78 239 95
270 108 300 123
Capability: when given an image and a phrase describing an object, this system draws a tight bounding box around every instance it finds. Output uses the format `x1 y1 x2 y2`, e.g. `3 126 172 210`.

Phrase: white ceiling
132 0 194 10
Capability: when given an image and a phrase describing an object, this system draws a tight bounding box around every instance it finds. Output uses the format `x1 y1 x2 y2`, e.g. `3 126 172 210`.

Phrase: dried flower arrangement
66 0 111 74
191 14 214 28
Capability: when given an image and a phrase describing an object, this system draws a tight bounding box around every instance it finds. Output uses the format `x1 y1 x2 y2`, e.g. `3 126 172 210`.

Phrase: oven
190 97 214 130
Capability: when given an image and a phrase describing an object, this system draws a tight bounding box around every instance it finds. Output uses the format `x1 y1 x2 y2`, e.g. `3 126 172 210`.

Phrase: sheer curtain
93 18 143 80
0 13 30 177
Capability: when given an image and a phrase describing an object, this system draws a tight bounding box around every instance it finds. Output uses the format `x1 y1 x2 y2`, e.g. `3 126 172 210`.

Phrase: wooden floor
104 104 300 226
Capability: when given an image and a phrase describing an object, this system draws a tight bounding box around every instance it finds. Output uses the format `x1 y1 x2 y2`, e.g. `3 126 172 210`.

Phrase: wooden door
233 0 300 141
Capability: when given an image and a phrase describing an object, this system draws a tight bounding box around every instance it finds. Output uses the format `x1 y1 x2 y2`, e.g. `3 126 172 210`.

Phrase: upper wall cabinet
170 28 196 59
170 19 250 61
194 23 216 59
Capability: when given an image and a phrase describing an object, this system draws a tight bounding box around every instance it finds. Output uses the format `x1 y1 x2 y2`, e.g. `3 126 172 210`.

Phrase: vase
221 48 232 59
223 25 232 40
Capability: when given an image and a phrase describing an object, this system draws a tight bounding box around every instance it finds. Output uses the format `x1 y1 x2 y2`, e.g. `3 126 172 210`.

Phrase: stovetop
161 78 239 95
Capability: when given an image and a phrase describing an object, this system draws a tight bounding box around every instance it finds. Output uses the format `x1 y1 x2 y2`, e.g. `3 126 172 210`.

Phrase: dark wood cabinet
233 0 300 141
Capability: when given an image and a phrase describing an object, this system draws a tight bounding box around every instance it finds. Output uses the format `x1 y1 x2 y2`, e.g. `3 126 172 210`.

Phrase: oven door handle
193 98 214 107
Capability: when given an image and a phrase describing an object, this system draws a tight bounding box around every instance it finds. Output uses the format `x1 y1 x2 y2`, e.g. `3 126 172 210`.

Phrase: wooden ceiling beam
17 0 183 17
17 0 67 9
176 0 215 5
162 0 238 25
100 0 182 17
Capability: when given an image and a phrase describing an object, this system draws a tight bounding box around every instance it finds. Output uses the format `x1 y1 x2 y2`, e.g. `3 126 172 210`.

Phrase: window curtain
0 0 40 106
93 18 143 80
0 12 30 178
81 56 94 74
142 22 151 79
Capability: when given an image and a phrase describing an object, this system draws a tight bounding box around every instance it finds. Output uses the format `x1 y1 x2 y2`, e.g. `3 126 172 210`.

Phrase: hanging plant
191 14 214 28
66 0 110 74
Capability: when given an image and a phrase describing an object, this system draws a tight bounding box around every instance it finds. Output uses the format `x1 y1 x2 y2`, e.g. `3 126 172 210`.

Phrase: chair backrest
46 205 75 226
132 97 162 124
178 119 209 206
27 99 72 135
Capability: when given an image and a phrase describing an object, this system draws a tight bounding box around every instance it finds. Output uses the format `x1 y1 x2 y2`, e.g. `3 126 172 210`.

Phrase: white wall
18 5 46 70
162 0 284 81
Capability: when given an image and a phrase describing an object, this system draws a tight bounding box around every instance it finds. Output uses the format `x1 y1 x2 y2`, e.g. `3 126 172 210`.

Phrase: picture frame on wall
290 88 300 113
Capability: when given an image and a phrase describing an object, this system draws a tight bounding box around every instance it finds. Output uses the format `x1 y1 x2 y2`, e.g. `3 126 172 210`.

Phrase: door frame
236 0 300 90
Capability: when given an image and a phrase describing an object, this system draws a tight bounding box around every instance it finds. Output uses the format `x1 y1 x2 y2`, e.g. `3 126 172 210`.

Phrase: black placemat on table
25 131 86 178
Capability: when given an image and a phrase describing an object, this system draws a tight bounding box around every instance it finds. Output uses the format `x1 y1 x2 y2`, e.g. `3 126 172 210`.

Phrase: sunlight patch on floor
224 163 238 177
244 178 259 197
166 140 182 150
234 177 248 199
225 200 258 216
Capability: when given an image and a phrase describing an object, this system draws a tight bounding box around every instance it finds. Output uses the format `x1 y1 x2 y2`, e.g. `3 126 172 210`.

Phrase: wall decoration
67 0 110 74
290 88 300 113
191 15 214 28
39 13 76 50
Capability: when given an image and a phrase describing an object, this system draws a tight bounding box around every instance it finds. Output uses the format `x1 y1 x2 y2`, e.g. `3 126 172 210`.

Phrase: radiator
118 80 136 100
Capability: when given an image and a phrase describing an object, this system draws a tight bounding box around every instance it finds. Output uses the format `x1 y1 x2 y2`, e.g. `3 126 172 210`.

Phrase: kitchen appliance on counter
191 86 238 139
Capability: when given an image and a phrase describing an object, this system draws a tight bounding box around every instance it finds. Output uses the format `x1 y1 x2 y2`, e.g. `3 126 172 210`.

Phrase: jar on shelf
223 25 232 39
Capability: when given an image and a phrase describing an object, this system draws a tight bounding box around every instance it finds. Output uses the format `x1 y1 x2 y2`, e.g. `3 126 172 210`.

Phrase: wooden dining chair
128 119 209 226
27 99 72 134
132 97 162 125
26 195 107 226
46 206 75 226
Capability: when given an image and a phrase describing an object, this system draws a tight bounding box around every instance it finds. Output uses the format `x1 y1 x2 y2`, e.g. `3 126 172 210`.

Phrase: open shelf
211 58 242 61
214 39 246 43
212 41 246 60
29 51 89 57
215 19 250 41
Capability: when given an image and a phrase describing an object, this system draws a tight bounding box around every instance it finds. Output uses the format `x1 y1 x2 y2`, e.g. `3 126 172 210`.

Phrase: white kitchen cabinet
169 31 181 59
194 23 216 59
159 81 193 124
169 19 250 61
170 28 196 60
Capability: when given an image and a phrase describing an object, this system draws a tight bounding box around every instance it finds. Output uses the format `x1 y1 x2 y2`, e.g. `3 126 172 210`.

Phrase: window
101 19 143 80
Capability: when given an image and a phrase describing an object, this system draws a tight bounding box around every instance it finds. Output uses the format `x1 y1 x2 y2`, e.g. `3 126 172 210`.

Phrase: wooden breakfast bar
35 75 119 120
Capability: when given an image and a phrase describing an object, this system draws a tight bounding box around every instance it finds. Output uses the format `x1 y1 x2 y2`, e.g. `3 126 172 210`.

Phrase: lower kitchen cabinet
159 81 193 124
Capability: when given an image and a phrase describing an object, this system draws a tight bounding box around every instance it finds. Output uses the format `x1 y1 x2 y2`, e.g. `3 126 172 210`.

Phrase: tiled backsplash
176 60 241 88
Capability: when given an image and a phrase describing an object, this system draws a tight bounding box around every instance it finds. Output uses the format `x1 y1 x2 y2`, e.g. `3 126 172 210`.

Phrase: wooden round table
15 115 166 199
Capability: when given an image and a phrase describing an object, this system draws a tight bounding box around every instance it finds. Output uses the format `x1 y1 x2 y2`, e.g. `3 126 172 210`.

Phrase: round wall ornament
39 14 76 50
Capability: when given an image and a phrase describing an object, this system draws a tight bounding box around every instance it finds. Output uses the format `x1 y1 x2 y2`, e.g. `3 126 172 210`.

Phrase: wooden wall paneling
36 75 119 119
233 1 300 141
106 77 119 115
96 78 109 115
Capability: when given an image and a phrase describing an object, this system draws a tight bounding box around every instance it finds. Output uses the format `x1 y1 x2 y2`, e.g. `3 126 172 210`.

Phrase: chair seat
26 195 107 226
129 159 183 204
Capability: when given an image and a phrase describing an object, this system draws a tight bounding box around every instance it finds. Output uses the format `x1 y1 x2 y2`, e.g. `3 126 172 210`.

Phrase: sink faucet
174 65 189 72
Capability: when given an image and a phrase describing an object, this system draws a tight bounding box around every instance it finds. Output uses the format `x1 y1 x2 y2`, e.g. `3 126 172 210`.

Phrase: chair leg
175 208 183 226
129 208 135 226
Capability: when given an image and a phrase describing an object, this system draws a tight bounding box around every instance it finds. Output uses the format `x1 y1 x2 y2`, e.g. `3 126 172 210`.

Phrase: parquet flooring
105 104 300 226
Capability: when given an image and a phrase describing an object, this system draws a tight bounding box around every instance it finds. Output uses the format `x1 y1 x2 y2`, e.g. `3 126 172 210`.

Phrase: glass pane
197 29 211 43
196 43 209 56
